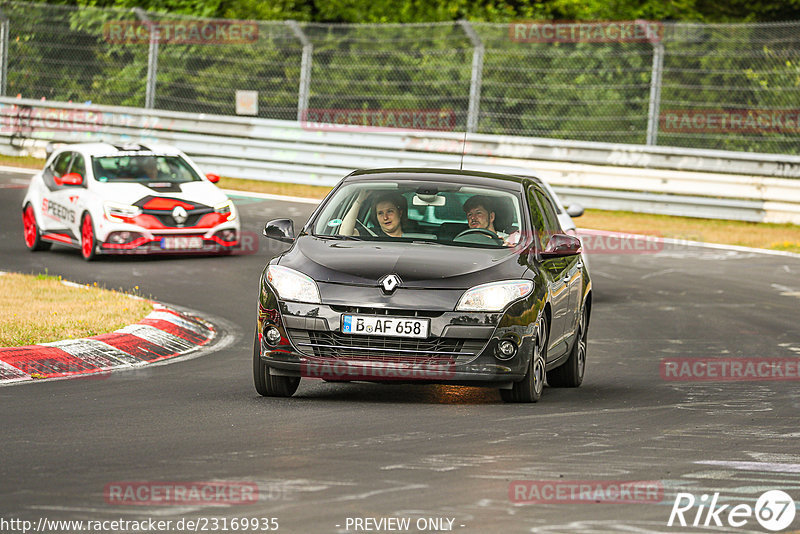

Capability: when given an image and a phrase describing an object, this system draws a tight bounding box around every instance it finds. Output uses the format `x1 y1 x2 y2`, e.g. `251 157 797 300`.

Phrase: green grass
0 273 153 346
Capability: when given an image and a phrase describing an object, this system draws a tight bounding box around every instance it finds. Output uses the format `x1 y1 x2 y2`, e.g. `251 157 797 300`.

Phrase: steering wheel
454 227 504 245
355 219 378 237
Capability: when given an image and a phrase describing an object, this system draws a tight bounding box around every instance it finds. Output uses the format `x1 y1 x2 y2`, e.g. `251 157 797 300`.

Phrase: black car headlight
456 280 533 312
265 265 321 304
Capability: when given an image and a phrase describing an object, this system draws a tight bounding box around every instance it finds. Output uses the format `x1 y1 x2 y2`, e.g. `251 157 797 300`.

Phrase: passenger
373 192 406 238
462 195 520 246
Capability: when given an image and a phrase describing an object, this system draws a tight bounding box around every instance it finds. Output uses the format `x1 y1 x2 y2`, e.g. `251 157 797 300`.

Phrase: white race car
22 143 240 260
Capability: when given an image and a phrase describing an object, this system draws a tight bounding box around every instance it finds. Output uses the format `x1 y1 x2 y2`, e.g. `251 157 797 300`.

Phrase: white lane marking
0 165 37 174
223 189 320 205
640 268 679 280
770 283 800 298
696 460 800 474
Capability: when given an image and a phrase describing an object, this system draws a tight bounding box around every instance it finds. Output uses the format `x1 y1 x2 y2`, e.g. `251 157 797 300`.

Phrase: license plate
160 236 203 250
341 315 429 338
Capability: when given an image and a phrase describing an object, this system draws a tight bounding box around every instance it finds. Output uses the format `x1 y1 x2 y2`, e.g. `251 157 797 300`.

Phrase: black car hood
278 236 529 289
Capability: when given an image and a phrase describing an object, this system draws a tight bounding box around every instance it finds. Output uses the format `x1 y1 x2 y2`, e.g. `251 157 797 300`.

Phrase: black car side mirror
263 218 295 243
541 233 582 258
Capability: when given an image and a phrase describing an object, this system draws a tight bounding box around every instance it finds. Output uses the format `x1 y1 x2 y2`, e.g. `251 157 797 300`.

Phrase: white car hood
94 181 229 207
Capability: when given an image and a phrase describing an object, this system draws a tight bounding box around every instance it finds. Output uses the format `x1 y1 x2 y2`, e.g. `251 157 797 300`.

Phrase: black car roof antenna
459 129 467 170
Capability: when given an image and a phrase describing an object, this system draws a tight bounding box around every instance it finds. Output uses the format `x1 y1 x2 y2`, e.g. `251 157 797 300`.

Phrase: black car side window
526 187 548 251
535 188 562 237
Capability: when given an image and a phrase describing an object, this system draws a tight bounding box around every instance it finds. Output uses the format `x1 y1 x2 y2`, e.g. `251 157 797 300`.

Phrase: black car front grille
328 306 444 318
286 329 487 364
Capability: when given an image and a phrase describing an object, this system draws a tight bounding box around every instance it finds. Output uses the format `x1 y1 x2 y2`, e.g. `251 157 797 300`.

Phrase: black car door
526 185 570 360
534 187 582 350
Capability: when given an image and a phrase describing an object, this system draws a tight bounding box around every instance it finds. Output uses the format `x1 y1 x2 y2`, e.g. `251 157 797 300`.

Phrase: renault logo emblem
172 206 188 225
379 274 401 294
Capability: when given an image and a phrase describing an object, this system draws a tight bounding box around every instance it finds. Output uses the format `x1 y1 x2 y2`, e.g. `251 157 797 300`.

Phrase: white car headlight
214 200 236 221
266 265 320 304
456 280 533 312
103 201 141 222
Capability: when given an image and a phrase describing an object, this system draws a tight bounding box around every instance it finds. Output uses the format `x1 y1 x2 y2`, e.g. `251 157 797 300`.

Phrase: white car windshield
312 181 527 248
91 154 202 184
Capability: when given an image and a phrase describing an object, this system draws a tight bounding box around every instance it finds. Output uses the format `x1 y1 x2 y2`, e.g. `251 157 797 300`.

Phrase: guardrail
1 97 799 224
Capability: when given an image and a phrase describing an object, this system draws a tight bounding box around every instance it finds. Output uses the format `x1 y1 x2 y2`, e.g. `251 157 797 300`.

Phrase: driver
463 195 499 234
462 195 519 246
140 156 159 180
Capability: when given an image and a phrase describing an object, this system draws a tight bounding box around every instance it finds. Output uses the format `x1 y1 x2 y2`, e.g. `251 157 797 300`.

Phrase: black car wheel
501 314 547 403
547 305 588 388
253 327 300 397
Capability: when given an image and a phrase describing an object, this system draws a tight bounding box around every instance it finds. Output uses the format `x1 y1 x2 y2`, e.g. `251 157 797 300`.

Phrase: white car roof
57 142 184 158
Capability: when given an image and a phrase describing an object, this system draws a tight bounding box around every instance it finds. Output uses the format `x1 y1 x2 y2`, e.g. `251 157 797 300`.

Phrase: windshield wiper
315 234 363 241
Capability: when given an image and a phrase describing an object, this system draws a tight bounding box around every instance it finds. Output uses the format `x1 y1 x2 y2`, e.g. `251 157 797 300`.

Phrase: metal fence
1 1 799 154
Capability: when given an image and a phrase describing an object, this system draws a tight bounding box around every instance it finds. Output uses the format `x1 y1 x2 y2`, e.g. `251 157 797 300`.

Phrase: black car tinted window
535 188 562 235
526 187 548 251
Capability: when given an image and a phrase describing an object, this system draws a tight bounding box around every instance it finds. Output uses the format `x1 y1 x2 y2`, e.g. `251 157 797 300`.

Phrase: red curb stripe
91 333 179 362
0 346 96 377
154 307 207 328
138 318 209 345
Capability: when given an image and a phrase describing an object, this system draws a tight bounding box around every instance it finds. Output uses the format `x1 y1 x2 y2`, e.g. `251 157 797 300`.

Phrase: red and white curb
0 304 215 384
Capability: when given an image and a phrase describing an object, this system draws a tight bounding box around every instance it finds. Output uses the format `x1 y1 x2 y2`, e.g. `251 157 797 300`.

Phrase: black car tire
501 315 547 403
253 327 300 397
547 305 588 388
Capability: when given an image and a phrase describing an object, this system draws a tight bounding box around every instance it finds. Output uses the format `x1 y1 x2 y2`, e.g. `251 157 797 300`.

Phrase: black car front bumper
256 294 542 387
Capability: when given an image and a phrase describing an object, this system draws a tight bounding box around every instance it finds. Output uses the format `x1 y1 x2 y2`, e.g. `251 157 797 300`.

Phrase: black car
254 168 591 402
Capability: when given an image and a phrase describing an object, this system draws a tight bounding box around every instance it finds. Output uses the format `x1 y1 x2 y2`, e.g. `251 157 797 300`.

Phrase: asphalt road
2 169 800 534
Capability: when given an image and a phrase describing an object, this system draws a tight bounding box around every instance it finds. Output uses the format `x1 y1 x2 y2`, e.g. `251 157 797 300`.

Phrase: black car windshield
91 154 202 184
312 181 526 248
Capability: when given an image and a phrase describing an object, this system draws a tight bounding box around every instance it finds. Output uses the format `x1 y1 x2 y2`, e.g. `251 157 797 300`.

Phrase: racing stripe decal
0 305 215 383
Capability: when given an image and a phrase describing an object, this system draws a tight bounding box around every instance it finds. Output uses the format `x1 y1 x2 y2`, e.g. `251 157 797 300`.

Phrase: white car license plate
160 236 203 250
341 315 429 338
